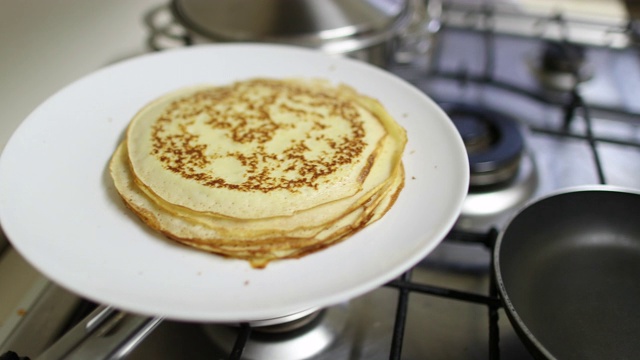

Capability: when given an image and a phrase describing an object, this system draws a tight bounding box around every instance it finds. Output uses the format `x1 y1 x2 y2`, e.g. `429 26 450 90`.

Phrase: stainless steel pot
147 0 431 68
494 186 640 360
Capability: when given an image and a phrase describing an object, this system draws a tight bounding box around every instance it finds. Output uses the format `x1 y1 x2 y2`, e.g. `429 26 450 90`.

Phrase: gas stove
2 1 640 359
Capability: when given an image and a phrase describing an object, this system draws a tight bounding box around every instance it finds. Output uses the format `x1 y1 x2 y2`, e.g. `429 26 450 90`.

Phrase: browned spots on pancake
111 78 407 268
149 79 367 194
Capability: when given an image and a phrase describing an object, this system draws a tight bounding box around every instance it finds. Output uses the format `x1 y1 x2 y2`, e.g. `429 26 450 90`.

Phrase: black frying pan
494 186 640 360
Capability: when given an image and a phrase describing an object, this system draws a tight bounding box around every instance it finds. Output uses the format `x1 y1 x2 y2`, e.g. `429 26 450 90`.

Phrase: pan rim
492 184 640 360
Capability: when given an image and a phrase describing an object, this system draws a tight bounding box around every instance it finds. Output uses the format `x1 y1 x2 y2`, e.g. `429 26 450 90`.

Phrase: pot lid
171 0 409 47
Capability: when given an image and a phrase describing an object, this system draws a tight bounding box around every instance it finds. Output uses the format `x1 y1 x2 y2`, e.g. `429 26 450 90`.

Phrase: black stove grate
384 15 639 358
388 233 501 358
380 9 638 358
385 228 500 360
225 228 502 360
224 93 618 359
141 3 640 359
223 10 640 360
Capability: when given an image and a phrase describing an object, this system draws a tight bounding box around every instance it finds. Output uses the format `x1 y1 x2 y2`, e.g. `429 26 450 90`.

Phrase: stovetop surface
110 12 640 360
2 1 640 359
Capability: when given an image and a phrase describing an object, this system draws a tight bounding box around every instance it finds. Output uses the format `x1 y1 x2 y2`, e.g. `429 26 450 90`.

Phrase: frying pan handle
36 306 162 360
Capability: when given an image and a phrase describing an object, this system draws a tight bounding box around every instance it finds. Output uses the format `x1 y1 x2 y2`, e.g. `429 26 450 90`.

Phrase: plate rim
0 43 469 321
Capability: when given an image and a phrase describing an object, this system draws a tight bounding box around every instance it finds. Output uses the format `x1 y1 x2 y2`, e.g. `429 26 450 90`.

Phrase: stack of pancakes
110 78 407 268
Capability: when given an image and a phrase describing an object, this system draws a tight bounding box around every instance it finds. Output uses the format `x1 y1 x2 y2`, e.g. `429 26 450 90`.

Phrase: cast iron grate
224 87 625 360
141 3 640 359
224 6 640 359
386 228 500 360
223 228 499 360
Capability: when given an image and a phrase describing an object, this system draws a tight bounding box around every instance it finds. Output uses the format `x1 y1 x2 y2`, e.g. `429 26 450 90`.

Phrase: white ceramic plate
0 44 468 322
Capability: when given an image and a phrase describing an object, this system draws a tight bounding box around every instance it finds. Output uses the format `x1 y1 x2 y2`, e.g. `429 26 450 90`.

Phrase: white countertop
0 0 165 152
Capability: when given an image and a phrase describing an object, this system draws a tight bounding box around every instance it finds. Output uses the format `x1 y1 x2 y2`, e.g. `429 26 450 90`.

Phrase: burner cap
202 305 349 360
443 104 524 187
541 41 585 75
529 41 592 91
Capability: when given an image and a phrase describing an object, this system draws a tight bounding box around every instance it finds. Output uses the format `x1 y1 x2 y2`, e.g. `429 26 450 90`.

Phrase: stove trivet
201 305 348 360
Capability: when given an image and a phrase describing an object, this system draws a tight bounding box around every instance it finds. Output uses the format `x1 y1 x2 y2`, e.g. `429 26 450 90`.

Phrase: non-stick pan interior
494 188 640 360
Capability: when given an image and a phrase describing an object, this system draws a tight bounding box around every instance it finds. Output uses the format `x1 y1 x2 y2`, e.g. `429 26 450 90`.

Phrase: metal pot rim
492 184 640 359
170 0 414 52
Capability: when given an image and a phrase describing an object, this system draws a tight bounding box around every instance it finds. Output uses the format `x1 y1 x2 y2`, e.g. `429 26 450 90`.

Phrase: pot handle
36 306 162 360
144 4 191 51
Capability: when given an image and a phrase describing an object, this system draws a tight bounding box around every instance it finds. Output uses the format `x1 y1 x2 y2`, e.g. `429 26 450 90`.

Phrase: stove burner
202 305 348 360
444 104 524 188
456 152 538 232
439 104 538 232
251 311 322 334
542 41 585 75
529 41 593 91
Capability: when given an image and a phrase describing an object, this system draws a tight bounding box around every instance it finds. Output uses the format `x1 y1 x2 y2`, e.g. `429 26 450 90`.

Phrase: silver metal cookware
147 0 432 68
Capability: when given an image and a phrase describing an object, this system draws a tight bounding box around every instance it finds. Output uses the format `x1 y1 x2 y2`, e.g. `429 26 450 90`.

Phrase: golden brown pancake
110 78 406 268
126 79 387 219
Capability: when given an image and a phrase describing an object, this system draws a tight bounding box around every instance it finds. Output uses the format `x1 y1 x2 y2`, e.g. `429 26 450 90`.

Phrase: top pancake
126 78 387 219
